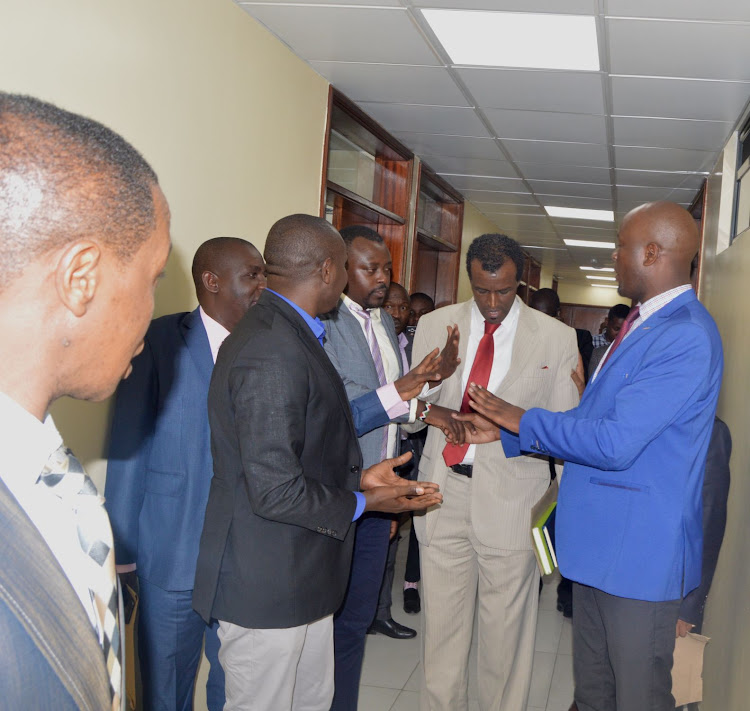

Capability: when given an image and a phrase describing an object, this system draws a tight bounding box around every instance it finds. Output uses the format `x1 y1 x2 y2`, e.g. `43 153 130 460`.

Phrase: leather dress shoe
403 587 421 614
367 618 416 639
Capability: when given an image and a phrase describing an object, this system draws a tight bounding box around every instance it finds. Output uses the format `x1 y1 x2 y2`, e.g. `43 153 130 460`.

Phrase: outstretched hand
448 411 500 445
361 451 443 514
395 348 442 400
433 324 461 385
361 451 439 494
461 383 525 434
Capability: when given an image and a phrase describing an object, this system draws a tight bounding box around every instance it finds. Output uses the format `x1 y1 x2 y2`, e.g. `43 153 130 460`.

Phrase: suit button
350 466 360 474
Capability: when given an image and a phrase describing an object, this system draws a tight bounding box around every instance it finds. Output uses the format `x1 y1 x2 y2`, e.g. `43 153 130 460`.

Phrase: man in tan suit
411 234 579 711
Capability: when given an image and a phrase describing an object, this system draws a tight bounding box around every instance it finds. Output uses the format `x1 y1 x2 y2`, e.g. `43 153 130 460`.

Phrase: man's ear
202 270 219 294
643 242 660 266
55 241 101 317
320 257 333 285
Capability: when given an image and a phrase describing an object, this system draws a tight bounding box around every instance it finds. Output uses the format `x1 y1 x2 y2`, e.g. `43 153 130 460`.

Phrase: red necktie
600 305 640 370
443 321 500 467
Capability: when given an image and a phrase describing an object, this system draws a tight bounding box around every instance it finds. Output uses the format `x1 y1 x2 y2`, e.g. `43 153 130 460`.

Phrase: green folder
530 478 558 576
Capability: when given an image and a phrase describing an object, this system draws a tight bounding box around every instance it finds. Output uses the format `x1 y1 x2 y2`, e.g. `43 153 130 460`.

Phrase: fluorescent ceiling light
563 239 615 249
586 275 616 281
545 206 614 221
580 266 615 272
422 10 600 71
591 284 619 289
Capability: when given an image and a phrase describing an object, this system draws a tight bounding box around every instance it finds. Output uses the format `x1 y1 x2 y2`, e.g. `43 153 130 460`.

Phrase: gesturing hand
462 383 525 434
571 354 585 399
360 451 440 495
363 484 443 514
449 411 500 445
423 404 470 446
433 325 461 385
395 348 442 401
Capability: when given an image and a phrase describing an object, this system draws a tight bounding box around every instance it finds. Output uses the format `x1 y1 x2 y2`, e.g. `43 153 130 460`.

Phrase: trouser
572 582 681 711
138 578 224 711
218 615 334 711
420 472 539 711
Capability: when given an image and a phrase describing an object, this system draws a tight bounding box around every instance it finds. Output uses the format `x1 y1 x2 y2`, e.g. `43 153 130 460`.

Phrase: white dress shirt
0 392 100 632
200 306 232 364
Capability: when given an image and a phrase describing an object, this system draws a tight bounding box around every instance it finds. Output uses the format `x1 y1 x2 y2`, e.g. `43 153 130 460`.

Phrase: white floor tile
557 617 573 655
390 689 420 711
403 663 422 692
546 653 574 711
535 608 564 653
528 650 556 709
360 633 420 689
357 685 400 711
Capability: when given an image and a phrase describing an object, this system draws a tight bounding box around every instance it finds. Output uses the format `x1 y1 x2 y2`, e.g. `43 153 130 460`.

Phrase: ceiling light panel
564 239 616 248
413 0 596 13
586 275 617 280
548 206 615 221
591 283 619 289
422 10 600 71
580 267 615 271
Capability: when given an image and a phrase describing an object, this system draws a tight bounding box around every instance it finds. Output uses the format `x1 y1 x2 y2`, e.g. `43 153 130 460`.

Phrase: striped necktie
38 445 122 711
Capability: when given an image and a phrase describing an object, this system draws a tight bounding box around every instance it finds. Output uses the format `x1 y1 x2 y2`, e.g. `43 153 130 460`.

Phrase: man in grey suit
323 226 458 710
192 215 442 711
411 234 580 711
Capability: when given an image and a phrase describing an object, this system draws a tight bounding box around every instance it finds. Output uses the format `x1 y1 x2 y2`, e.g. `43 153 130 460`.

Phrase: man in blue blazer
105 237 268 711
453 202 723 711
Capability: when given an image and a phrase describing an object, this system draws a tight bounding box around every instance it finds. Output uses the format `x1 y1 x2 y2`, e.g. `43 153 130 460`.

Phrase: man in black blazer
192 214 442 711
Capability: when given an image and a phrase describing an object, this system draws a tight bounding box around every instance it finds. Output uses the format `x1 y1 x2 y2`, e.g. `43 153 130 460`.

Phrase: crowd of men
0 91 728 711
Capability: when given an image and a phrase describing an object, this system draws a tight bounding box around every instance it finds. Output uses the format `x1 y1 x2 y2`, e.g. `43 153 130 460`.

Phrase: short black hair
339 225 384 247
192 237 257 295
529 287 560 314
466 233 524 282
410 292 435 310
0 92 159 291
264 214 342 280
608 304 631 320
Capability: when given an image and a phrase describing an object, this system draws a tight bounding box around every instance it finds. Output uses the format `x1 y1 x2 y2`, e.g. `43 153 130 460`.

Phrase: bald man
106 237 267 711
192 215 442 711
454 202 723 711
0 93 170 710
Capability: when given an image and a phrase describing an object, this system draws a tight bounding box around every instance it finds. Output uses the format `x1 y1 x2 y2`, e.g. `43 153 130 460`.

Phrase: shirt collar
637 284 693 323
0 392 62 493
266 289 326 345
342 294 382 322
199 306 231 363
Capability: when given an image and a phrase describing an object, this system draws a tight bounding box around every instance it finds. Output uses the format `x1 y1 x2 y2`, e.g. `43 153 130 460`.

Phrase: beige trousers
217 614 334 711
419 472 539 711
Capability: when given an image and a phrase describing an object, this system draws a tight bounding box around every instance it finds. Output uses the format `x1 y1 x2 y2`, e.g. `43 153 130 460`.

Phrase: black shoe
367 618 417 639
403 587 421 614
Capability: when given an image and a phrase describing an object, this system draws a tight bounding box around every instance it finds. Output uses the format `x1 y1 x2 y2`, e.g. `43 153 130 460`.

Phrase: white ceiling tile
241 6 440 65
613 116 733 152
614 145 714 172
539 195 613 210
309 62 467 106
393 133 501 160
484 109 607 143
412 0 596 12
463 190 537 205
502 139 610 167
615 185 699 204
422 155 519 177
442 175 525 191
491 213 556 232
515 163 612 183
555 223 617 236
614 169 705 190
607 0 750 25
358 103 490 137
527 180 612 199
476 204 546 216
611 76 750 122
608 18 750 82
457 68 605 114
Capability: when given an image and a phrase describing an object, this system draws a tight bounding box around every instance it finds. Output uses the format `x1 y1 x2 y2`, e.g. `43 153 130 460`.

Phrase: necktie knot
484 321 501 336
348 301 371 320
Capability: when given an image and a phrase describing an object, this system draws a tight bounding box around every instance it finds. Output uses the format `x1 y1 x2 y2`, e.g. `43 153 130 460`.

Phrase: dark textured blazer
193 290 362 629
0 478 112 710
106 308 215 591
679 417 731 630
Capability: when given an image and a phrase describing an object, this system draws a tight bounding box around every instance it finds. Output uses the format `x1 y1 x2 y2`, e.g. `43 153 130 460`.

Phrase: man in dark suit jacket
105 237 267 711
192 214 442 711
0 93 171 709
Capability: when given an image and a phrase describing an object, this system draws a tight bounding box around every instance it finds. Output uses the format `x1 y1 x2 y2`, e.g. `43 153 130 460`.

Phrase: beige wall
556 282 625 307
693 154 750 711
1 0 330 488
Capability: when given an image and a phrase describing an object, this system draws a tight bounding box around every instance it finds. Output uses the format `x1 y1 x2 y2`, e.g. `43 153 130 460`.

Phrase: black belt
450 464 473 478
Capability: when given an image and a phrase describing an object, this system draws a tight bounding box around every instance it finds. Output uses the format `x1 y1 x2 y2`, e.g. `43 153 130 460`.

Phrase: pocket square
541 365 549 370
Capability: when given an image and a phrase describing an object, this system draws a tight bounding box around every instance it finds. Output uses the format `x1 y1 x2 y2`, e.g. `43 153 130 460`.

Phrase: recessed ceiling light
580 266 615 272
545 206 614 221
563 239 615 249
591 284 619 289
586 275 616 281
421 10 600 71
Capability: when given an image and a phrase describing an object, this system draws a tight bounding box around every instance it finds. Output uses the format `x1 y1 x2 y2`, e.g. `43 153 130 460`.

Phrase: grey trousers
572 583 681 711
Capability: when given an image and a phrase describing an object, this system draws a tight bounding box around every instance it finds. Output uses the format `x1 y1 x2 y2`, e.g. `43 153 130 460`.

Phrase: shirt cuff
377 383 409 419
116 563 137 574
352 491 367 521
421 382 442 400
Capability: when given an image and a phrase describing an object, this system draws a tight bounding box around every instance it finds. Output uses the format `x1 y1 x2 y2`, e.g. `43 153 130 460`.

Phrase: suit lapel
181 308 214 383
0 477 111 710
336 300 381 384
497 299 539 396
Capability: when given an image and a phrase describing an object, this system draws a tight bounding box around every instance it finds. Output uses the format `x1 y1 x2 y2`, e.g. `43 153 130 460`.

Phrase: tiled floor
358 529 573 711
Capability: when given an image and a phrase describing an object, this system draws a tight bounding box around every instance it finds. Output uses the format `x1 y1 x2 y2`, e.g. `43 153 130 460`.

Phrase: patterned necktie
37 445 122 711
443 321 501 467
349 302 389 459
600 305 641 371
